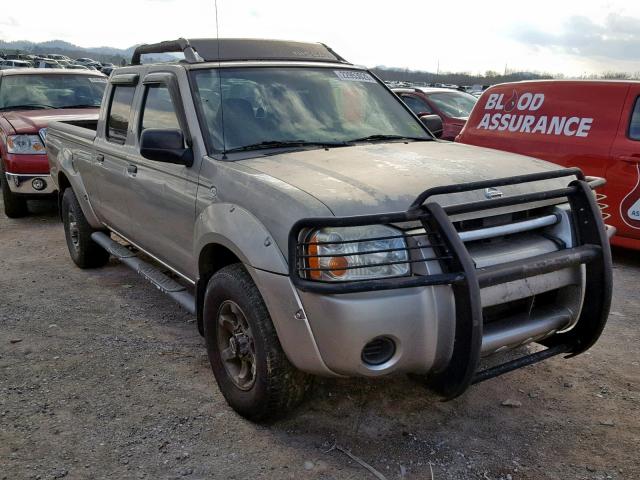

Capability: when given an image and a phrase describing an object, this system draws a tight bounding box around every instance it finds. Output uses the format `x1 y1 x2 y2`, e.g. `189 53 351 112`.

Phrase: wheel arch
57 171 72 219
194 204 291 338
196 242 242 335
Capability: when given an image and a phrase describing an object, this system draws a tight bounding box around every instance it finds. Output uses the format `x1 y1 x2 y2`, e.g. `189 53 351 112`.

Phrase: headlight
6 135 46 154
304 225 410 282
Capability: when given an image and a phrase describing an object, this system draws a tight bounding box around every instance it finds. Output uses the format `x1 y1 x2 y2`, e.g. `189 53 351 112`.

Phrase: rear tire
203 264 310 421
0 164 28 218
61 188 110 268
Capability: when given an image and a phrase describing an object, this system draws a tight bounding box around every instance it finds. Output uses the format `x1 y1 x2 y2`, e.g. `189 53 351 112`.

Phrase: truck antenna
215 0 227 158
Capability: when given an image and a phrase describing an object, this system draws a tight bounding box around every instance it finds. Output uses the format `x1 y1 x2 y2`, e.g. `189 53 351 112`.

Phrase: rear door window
107 85 136 143
628 97 640 140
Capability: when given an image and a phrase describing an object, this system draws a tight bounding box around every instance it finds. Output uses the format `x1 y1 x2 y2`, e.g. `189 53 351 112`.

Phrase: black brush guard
288 167 613 399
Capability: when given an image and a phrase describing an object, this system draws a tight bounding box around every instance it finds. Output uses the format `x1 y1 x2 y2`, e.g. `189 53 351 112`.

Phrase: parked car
49 54 72 62
48 38 612 421
100 66 115 76
75 58 102 69
65 64 91 70
457 80 640 250
393 87 478 140
75 57 97 65
0 60 32 70
34 59 62 69
0 69 106 217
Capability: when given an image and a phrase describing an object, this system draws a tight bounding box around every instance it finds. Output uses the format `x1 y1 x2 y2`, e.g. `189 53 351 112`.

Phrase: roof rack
131 38 200 65
130 38 350 65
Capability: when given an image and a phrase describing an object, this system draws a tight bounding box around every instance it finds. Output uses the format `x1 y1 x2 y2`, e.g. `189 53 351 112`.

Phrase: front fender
194 202 288 274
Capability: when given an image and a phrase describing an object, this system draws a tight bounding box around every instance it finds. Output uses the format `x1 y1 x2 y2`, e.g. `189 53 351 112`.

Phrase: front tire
61 188 110 268
0 164 28 218
203 264 310 421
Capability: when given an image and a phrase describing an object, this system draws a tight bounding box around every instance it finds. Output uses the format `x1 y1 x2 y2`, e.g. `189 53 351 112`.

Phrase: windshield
191 67 429 153
426 92 477 119
0 74 106 110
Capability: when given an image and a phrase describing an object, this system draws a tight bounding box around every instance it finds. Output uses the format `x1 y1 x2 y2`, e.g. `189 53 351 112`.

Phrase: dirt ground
1 198 638 480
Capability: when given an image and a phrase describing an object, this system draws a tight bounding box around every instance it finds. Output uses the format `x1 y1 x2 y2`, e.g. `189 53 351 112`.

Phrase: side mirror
140 128 193 166
420 114 443 139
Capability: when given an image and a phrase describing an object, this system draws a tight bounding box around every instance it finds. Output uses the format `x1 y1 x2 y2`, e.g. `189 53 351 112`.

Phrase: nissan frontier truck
46 38 613 421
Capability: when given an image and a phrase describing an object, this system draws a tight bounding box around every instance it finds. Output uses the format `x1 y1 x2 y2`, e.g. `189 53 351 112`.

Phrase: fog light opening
361 336 396 366
32 178 46 191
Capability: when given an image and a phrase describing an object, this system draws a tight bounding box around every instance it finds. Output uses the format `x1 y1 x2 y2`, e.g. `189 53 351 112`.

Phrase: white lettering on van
477 113 491 129
576 118 593 137
521 115 536 132
548 116 567 135
489 113 501 130
485 94 500 110
517 93 533 110
499 114 511 131
531 116 548 134
563 117 580 136
530 93 544 110
475 91 591 138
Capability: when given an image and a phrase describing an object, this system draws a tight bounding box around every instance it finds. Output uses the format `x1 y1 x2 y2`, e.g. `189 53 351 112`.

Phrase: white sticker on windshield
334 70 376 83
88 77 107 83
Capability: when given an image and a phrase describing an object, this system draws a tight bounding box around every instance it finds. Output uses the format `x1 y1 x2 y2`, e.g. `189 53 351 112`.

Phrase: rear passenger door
608 89 640 239
93 74 139 233
124 72 199 278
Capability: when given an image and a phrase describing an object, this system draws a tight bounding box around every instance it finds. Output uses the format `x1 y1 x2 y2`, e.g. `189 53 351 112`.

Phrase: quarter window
401 95 432 115
629 97 640 141
107 85 135 143
140 85 180 131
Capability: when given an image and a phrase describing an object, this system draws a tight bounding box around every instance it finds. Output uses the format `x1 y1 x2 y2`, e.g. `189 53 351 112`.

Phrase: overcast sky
2 0 640 75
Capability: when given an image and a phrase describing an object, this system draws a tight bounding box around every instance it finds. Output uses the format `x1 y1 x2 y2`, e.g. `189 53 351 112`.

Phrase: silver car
47 38 613 421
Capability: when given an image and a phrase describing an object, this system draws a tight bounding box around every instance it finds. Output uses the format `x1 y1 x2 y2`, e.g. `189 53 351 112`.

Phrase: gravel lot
1 198 638 480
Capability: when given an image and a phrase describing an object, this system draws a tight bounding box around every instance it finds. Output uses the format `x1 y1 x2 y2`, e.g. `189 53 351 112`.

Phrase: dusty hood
2 108 98 134
239 141 573 218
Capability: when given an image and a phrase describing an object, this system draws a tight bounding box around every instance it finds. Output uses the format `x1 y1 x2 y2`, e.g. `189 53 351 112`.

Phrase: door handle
619 154 640 164
126 164 138 176
96 154 104 163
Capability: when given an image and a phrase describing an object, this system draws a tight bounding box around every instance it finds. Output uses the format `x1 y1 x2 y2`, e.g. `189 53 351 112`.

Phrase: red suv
393 87 477 140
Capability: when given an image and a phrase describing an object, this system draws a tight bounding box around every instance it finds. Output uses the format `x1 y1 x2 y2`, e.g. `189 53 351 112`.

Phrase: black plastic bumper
288 167 613 398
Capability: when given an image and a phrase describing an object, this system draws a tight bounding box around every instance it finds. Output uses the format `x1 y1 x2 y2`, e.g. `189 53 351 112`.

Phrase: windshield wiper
61 104 101 109
224 140 351 154
347 134 431 143
0 104 56 111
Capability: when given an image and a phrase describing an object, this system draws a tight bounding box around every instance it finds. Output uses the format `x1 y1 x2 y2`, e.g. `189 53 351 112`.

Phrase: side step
91 232 196 314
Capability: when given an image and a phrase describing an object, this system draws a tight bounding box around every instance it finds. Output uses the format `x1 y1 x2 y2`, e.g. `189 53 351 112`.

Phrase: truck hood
239 141 571 219
2 108 98 134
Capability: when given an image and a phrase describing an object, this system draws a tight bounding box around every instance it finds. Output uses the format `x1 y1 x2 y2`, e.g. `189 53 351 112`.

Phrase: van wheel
61 188 110 268
0 164 28 218
203 264 310 421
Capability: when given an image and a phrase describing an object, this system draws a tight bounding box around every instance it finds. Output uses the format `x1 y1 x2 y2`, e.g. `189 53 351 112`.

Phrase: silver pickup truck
47 38 613 421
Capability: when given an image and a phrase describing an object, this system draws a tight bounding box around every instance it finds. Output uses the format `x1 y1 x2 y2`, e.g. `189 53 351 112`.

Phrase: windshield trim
187 65 433 160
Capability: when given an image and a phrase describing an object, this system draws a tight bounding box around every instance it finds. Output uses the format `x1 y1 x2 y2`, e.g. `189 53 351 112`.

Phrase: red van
457 80 640 249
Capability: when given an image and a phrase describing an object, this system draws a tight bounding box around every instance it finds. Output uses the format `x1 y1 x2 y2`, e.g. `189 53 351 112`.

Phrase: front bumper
4 173 56 195
287 168 612 398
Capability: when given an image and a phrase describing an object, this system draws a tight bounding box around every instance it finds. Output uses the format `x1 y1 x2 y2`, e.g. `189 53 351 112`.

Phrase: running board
91 232 196 314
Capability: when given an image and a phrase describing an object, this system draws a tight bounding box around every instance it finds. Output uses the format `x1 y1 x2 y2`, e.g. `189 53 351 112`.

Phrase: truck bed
48 119 98 143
